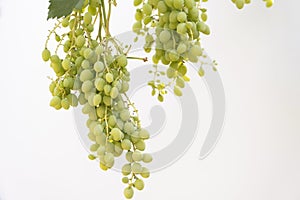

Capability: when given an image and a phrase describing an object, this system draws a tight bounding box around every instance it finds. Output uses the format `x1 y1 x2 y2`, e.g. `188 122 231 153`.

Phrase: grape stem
127 56 148 62
45 20 62 48
123 93 141 128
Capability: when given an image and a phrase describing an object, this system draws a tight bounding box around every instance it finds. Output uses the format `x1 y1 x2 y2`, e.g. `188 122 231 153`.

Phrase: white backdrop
0 0 299 200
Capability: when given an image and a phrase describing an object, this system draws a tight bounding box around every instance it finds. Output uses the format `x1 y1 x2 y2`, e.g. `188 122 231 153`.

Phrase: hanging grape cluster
42 0 273 198
42 0 153 198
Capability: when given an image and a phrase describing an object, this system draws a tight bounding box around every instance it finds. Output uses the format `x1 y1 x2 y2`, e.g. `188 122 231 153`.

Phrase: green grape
95 45 104 55
132 21 142 33
96 134 106 146
122 164 132 176
142 153 153 163
93 61 104 72
82 80 93 93
103 96 112 106
131 162 142 174
94 124 103 136
84 12 93 25
165 0 174 7
159 30 171 43
50 96 61 107
190 45 202 57
122 177 129 184
49 81 56 94
67 94 78 107
174 85 182 96
134 0 142 6
173 0 184 10
178 64 187 76
143 4 152 16
120 109 130 121
93 94 102 106
135 10 143 21
95 78 106 91
117 54 128 67
141 167 150 178
177 11 187 23
134 179 145 190
104 85 112 96
81 60 90 69
124 187 134 199
184 0 195 9
42 49 51 61
126 152 134 162
188 7 199 22
235 0 245 9
139 129 150 139
110 87 119 99
176 77 185 88
97 145 106 155
121 81 129 92
201 12 208 22
198 67 205 77
177 23 187 34
80 69 94 82
88 154 96 160
135 140 146 151
75 35 85 48
88 6 97 16
104 152 114 164
157 1 168 13
105 73 114 83
111 128 124 141
84 48 93 59
62 58 71 70
121 139 132 150
61 17 69 27
63 77 74 88
132 151 143 162
90 144 99 152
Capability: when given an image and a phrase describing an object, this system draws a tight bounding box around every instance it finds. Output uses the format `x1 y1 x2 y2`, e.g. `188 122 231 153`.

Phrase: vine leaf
47 0 84 20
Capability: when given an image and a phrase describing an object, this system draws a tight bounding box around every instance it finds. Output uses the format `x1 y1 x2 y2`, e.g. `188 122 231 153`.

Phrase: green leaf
47 0 84 20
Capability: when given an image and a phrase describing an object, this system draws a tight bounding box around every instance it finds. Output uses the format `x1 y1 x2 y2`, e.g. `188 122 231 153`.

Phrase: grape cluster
42 0 152 198
132 0 273 101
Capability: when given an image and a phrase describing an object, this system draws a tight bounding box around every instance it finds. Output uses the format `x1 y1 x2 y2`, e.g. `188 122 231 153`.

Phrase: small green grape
134 179 145 190
124 187 134 199
42 49 51 61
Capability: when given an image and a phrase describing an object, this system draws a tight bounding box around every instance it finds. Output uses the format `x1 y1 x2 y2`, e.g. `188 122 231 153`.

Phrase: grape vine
42 0 273 198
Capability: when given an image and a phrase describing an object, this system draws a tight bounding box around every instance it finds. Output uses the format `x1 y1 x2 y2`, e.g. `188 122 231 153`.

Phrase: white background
0 0 299 200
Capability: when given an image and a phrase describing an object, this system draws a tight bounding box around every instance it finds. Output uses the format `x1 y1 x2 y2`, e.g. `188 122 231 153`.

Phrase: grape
139 129 150 139
84 12 93 25
141 167 150 178
108 115 117 127
111 128 124 141
105 73 114 83
122 177 129 184
117 54 128 67
121 139 132 150
134 179 145 190
132 151 143 162
62 58 71 70
82 80 93 93
157 1 168 13
122 164 132 176
75 35 85 48
134 0 142 6
135 140 146 151
95 78 106 91
126 151 134 162
124 187 134 199
174 85 182 96
177 11 187 23
42 49 51 61
142 153 153 163
184 0 195 9
84 48 93 59
94 61 104 72
110 87 119 99
132 21 142 33
235 0 245 9
173 0 184 10
50 96 61 107
143 4 152 16
93 94 102 106
131 162 142 174
177 23 187 34
104 84 112 95
103 96 112 106
135 10 143 21
90 144 99 152
80 69 94 82
159 30 171 43
120 109 130 121
61 17 69 27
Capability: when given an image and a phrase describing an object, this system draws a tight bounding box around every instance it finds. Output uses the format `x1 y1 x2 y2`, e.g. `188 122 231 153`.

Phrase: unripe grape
80 69 94 82
62 58 71 70
135 10 143 21
120 109 130 121
105 73 114 83
134 179 145 190
143 4 152 16
95 45 104 55
201 12 208 22
135 140 146 151
100 162 108 171
142 153 153 163
97 145 106 156
75 35 85 48
134 0 142 6
82 80 93 93
42 49 51 61
159 30 171 43
177 23 187 34
174 85 182 96
122 177 129 184
90 143 99 152
88 5 97 16
121 139 132 150
132 151 143 162
88 154 96 160
50 96 61 107
157 1 168 13
93 94 102 106
61 17 69 27
126 152 134 162
141 167 150 178
235 0 245 9
184 0 195 9
124 187 134 199
84 12 93 25
84 48 93 59
177 11 187 22
176 77 185 88
117 54 128 67
81 59 90 69
173 0 184 10
104 84 112 96
139 128 150 139
122 164 132 176
111 128 124 141
103 96 112 106
95 78 106 91
131 162 142 174
132 21 142 33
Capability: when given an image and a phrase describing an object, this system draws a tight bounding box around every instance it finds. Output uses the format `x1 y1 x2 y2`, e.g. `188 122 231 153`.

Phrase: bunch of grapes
42 0 152 198
131 0 273 101
42 0 273 198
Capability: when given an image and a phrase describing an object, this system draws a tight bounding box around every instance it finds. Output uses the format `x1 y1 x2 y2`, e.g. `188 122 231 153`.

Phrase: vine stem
124 93 141 128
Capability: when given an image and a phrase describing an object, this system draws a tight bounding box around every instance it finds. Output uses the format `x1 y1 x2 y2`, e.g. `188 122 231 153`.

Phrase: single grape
134 179 145 190
42 49 51 61
124 187 134 199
